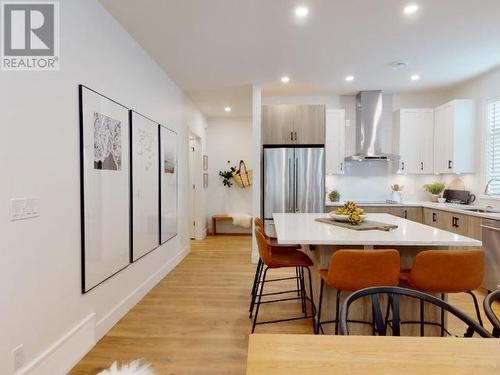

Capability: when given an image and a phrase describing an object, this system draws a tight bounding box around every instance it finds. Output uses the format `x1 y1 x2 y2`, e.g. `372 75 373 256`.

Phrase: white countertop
273 213 483 247
325 201 500 221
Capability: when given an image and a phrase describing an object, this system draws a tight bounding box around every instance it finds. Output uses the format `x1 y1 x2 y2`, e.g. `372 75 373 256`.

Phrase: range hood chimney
345 90 397 161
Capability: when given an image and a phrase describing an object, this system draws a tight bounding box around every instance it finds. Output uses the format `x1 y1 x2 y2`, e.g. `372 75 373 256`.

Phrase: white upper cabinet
325 109 346 175
393 108 434 174
433 100 475 174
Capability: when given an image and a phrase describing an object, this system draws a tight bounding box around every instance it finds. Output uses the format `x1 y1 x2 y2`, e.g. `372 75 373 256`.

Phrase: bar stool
399 249 484 336
251 227 316 333
249 218 302 317
316 249 400 335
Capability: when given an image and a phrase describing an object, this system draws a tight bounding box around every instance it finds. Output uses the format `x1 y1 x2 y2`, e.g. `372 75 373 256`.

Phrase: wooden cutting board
315 217 398 231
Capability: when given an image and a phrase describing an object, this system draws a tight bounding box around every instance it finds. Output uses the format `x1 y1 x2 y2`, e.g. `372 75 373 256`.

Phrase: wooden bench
211 214 232 236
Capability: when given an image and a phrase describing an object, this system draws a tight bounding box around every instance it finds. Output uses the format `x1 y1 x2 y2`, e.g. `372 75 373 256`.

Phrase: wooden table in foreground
246 334 500 375
273 213 483 336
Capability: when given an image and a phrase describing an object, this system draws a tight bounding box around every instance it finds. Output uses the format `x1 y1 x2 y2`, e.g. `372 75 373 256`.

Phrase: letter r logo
3 3 55 56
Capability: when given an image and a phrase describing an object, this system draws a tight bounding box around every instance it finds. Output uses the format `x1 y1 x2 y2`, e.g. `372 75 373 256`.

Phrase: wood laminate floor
70 235 498 374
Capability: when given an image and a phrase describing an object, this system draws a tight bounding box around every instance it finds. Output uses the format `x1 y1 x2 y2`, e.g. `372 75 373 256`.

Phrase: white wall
0 1 206 374
206 117 253 233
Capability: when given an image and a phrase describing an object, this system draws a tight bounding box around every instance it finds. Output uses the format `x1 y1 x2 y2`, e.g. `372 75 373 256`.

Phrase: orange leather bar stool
251 227 316 333
399 249 484 336
316 249 400 334
249 218 302 317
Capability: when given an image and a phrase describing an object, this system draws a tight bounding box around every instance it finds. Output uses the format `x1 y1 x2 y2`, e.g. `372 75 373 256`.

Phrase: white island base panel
304 244 448 336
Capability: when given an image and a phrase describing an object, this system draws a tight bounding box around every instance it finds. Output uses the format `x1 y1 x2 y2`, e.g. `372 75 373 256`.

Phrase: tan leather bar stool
249 218 302 317
316 249 400 334
251 227 316 333
399 249 484 336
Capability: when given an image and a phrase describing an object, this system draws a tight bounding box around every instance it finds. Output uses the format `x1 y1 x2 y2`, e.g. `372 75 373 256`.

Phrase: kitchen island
273 212 482 335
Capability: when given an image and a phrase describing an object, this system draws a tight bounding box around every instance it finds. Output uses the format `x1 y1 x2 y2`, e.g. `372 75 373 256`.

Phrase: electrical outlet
12 344 24 372
10 197 40 221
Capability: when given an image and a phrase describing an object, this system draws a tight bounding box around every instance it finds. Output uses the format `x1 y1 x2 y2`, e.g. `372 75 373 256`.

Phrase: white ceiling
99 0 500 118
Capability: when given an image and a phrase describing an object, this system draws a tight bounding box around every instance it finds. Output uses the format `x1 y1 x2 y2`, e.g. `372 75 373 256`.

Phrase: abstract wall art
79 85 130 293
130 111 159 261
160 125 178 243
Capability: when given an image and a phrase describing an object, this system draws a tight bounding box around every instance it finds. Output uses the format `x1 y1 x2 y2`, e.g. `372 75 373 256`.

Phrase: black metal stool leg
420 299 425 337
335 290 341 335
467 290 484 326
440 293 445 337
249 260 263 317
296 267 300 296
251 267 269 333
316 279 324 334
249 259 263 313
305 267 316 333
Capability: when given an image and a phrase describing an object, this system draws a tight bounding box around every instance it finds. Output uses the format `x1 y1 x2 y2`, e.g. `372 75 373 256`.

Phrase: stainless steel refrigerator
263 146 325 236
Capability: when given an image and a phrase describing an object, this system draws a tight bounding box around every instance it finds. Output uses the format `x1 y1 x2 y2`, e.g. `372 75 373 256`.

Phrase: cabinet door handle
290 132 293 141
340 162 343 172
421 162 424 171
432 213 437 222
448 160 453 169
401 161 405 171
404 210 408 219
452 216 459 228
294 132 297 142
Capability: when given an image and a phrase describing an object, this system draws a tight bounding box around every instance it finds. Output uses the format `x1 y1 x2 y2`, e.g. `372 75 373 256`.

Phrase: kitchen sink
463 208 500 214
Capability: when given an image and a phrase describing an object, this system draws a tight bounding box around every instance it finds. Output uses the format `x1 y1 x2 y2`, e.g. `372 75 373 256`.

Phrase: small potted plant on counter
328 190 340 203
424 182 446 202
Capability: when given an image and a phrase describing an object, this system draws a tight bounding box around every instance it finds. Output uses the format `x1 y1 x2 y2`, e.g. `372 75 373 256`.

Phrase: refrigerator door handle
295 157 299 212
288 157 293 212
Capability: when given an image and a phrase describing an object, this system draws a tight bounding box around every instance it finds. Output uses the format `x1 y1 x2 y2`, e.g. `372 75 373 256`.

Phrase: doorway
189 134 203 239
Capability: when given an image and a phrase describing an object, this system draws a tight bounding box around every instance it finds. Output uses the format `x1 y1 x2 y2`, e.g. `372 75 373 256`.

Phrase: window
486 99 500 195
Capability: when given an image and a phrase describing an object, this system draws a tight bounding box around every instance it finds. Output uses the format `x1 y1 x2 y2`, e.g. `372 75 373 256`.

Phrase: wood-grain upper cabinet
261 105 325 145
261 105 296 145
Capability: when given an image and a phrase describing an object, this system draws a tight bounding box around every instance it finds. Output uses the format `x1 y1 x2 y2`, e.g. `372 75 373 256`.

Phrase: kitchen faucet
484 178 500 195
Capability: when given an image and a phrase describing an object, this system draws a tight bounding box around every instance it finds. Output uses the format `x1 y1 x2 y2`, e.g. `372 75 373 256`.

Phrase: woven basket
233 160 252 188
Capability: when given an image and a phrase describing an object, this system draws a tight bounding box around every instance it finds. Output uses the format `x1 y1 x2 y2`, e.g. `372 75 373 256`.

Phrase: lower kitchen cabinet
422 208 483 242
355 206 422 223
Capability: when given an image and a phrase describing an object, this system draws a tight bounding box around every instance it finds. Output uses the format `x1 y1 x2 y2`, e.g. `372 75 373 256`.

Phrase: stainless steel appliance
481 219 500 291
345 90 398 161
263 146 324 236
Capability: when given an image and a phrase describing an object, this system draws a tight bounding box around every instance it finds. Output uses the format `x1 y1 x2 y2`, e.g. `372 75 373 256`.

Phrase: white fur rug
98 361 154 375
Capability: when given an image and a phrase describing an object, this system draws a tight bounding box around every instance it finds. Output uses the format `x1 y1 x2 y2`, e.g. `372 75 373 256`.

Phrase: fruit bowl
328 213 367 222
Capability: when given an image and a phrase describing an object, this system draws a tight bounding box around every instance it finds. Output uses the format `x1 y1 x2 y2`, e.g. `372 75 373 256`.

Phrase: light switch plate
10 197 40 221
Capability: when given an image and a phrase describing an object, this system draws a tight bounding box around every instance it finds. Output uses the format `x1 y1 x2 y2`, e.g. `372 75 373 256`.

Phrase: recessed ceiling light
224 107 232 112
403 4 419 15
411 74 420 81
345 75 354 82
294 6 309 18
281 76 290 83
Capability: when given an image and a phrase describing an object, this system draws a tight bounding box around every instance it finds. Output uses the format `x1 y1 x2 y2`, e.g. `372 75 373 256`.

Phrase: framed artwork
79 85 130 293
203 173 208 188
203 155 208 171
131 111 159 262
160 125 178 243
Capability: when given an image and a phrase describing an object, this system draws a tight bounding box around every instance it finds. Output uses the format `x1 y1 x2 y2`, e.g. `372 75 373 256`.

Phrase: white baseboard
18 313 96 375
19 245 190 375
96 245 190 340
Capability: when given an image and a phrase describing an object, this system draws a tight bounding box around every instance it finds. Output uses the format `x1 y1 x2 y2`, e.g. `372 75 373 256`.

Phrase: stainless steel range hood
345 90 397 161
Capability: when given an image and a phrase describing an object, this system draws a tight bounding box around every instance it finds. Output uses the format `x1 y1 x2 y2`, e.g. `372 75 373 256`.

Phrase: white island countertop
273 213 483 247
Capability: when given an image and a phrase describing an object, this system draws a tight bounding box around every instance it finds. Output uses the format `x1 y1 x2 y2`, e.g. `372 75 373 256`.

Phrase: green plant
424 182 445 195
219 162 237 187
328 190 340 202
